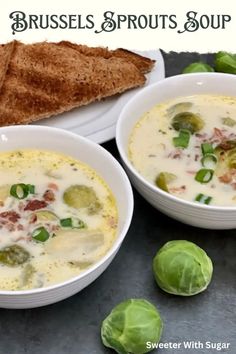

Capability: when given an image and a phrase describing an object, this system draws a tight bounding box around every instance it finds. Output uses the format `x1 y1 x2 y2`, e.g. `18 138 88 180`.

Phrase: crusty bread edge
4 79 145 126
56 41 155 74
0 41 16 93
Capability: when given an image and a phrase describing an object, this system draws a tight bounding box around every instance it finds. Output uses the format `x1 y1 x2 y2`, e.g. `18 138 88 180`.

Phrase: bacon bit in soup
214 127 225 138
24 200 48 211
17 224 24 231
195 133 208 139
168 149 183 159
218 172 232 184
219 140 236 151
0 211 20 223
43 190 55 202
186 170 197 175
15 235 30 242
29 213 37 224
48 183 58 191
51 224 60 232
209 127 227 144
6 223 16 232
169 185 186 194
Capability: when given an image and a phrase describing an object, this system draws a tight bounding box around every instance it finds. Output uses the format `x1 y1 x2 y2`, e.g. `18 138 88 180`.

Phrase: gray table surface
1 52 235 354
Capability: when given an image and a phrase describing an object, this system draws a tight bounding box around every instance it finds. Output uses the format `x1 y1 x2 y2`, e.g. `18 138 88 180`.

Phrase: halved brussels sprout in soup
34 210 58 221
155 172 177 192
63 185 102 215
129 94 236 206
45 229 104 261
0 150 117 291
0 245 30 267
171 112 205 134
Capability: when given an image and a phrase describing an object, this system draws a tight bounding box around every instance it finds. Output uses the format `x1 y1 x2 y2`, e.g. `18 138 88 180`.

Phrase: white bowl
0 126 133 308
116 73 236 230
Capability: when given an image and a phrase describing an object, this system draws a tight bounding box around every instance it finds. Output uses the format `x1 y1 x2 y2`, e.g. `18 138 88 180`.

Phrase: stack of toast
0 41 155 127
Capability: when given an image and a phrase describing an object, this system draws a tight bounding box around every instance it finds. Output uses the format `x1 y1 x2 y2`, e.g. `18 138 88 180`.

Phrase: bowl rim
116 72 236 212
0 125 134 295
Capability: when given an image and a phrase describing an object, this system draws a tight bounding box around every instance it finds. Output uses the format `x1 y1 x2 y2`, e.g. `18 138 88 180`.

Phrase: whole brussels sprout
215 51 236 74
153 240 213 296
101 299 163 354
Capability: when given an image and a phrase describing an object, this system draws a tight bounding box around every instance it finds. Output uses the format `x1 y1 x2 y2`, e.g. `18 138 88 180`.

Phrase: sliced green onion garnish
27 184 35 194
32 227 50 242
10 183 29 199
60 217 86 229
60 218 73 227
195 193 212 205
173 129 190 148
201 143 214 155
201 154 218 168
195 169 214 183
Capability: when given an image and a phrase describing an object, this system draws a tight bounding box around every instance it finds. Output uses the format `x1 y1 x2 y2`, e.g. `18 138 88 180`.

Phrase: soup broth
0 150 117 290
129 94 236 206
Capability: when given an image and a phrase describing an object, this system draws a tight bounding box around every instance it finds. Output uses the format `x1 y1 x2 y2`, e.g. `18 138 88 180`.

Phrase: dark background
0 52 235 354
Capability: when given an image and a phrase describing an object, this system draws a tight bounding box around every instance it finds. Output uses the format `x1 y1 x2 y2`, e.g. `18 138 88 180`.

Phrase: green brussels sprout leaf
215 51 236 74
153 240 213 296
183 62 214 74
101 299 163 354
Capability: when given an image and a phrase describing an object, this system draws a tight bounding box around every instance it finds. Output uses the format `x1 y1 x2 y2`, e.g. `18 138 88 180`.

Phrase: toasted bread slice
0 41 146 126
56 41 155 74
0 41 15 90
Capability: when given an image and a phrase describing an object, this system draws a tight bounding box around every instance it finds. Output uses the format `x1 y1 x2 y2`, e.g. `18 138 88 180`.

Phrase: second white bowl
116 73 236 230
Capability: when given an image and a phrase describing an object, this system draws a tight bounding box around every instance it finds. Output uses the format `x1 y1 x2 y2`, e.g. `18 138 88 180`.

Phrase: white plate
32 50 165 144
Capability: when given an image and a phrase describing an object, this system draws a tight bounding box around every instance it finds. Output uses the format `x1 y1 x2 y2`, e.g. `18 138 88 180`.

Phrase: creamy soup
129 94 236 206
0 150 117 290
